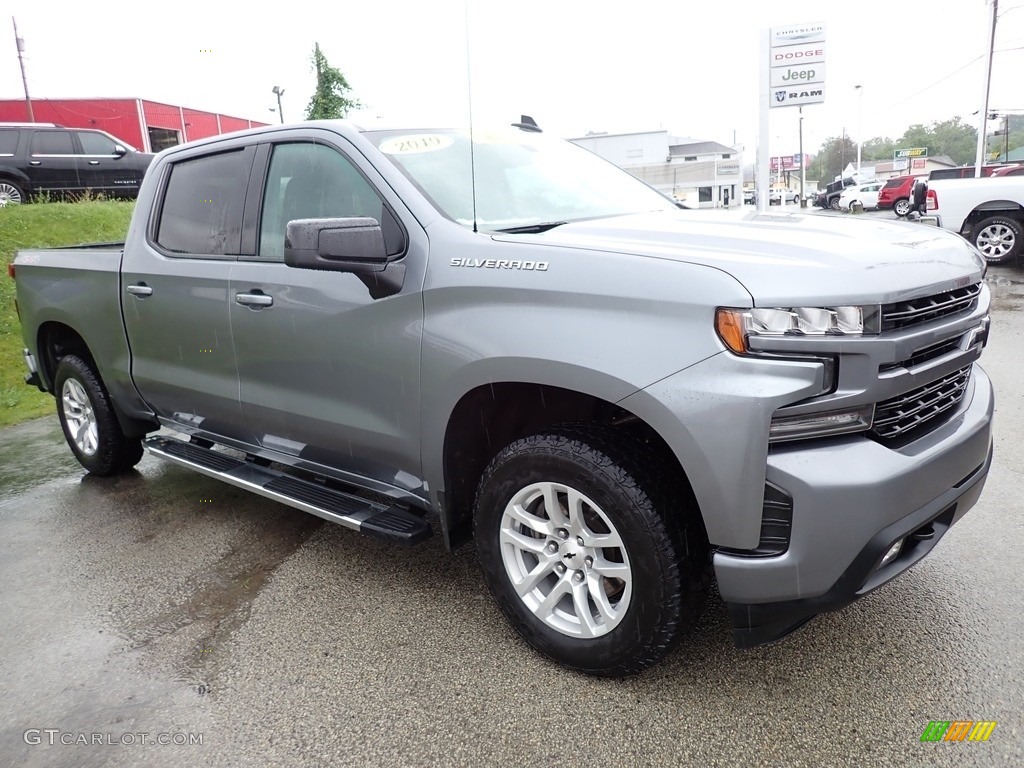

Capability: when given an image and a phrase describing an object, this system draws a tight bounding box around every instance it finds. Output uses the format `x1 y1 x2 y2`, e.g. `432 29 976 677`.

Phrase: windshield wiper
493 221 568 234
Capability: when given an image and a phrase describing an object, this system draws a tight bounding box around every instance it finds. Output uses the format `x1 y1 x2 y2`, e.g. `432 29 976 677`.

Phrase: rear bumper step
143 436 432 545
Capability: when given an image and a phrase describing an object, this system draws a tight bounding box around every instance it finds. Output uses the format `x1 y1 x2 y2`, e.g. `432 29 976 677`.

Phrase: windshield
365 127 676 231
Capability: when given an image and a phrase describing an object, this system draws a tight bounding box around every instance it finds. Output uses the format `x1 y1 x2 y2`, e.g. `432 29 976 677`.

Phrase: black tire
971 215 1023 264
0 179 24 206
473 427 708 677
54 354 144 475
893 198 911 217
830 197 841 210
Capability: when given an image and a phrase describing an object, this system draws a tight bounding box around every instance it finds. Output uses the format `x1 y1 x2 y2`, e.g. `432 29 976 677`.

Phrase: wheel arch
436 379 704 552
965 202 1024 229
37 321 156 437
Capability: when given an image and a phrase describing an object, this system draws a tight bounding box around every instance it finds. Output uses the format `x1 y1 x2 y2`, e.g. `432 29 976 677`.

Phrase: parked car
990 165 1024 177
925 175 1024 263
13 120 995 677
838 181 883 211
815 177 856 210
770 189 799 205
0 122 154 205
877 175 926 217
929 165 1017 181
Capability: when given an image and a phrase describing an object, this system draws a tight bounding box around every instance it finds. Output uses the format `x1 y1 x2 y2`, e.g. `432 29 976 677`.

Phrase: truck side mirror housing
284 217 388 270
284 217 405 299
113 144 128 157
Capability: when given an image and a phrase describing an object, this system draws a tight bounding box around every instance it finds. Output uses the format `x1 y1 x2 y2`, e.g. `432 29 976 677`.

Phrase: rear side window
156 150 249 256
882 178 904 189
30 131 74 155
0 130 18 155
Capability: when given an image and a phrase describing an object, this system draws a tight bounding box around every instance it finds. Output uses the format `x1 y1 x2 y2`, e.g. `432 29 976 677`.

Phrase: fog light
879 539 904 568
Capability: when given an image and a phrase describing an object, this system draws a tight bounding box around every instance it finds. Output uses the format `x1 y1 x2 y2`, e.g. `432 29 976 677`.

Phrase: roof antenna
463 0 478 233
513 115 542 133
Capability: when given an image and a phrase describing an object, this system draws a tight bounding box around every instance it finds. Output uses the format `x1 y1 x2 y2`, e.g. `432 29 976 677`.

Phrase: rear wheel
54 355 144 475
474 427 708 677
830 197 841 210
0 180 24 206
972 215 1023 263
893 198 912 217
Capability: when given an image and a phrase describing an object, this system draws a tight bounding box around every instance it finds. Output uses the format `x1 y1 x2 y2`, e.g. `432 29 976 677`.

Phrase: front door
122 145 256 444
74 130 141 197
229 136 426 496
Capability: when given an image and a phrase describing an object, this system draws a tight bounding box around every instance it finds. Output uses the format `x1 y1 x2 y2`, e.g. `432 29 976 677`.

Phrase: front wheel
972 215 1023 264
54 354 144 475
893 198 912 217
830 197 841 210
474 428 707 676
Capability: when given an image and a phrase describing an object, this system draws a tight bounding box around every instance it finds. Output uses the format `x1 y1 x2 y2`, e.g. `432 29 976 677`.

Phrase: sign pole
757 28 770 212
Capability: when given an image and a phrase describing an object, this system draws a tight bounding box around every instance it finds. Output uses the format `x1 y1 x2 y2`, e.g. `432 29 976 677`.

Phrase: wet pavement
2 265 1023 767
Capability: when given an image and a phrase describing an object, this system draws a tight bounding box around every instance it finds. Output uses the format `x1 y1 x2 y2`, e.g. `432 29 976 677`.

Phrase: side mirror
113 144 128 157
284 217 405 299
285 217 387 270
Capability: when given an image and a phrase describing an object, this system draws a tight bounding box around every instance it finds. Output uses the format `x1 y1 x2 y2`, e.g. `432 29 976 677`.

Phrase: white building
568 130 742 208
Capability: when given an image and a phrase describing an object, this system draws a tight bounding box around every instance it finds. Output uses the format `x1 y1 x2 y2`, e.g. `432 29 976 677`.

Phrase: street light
271 85 285 124
854 84 863 180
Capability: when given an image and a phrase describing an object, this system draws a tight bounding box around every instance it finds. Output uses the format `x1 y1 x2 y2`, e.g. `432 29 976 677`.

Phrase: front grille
881 283 982 331
871 366 972 441
880 337 962 372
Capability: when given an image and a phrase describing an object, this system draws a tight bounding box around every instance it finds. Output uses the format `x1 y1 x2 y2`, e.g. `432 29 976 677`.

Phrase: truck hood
494 210 986 306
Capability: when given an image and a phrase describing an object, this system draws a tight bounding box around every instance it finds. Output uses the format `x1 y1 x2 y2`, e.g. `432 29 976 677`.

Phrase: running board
143 436 432 545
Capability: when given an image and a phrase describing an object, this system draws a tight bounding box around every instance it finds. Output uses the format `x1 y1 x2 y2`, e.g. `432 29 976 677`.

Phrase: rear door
26 130 82 195
122 144 257 444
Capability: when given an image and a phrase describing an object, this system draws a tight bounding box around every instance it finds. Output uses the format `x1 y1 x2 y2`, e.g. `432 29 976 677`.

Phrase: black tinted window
156 150 249 256
76 131 117 155
0 130 18 155
30 131 74 155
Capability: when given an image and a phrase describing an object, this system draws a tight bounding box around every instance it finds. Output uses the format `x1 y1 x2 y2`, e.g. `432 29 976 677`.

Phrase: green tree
304 43 362 120
893 117 978 165
808 134 858 185
861 136 896 162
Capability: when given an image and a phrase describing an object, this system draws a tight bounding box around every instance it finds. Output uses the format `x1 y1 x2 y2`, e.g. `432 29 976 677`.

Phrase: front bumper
716 363 994 648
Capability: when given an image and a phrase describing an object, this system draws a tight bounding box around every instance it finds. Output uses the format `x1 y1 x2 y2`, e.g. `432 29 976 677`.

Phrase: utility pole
854 85 863 180
272 85 285 124
12 17 34 122
975 0 998 177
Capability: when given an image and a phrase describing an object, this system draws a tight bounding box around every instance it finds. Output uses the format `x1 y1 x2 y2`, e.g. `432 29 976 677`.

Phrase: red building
0 98 269 153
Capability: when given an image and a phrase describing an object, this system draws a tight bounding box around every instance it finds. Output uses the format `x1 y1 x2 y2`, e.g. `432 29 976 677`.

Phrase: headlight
716 306 865 354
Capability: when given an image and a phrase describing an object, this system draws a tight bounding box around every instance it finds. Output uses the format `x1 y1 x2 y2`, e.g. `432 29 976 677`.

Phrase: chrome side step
143 435 432 545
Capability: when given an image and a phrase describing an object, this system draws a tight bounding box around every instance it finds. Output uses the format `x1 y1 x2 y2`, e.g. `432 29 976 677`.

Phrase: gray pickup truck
13 121 995 676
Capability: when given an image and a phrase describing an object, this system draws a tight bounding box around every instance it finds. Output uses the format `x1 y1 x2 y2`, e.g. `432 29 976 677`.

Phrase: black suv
0 123 155 206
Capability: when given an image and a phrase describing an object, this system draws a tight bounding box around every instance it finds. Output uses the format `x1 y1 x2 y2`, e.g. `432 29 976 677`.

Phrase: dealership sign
769 22 826 109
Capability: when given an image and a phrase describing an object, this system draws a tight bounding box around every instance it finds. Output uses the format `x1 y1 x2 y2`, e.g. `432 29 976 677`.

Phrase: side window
0 130 18 156
155 150 249 256
76 131 117 155
30 131 74 155
258 142 385 260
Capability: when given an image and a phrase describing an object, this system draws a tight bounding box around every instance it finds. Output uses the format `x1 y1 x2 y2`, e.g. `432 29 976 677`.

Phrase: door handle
88 160 100 165
235 292 273 308
126 283 153 297
29 160 41 166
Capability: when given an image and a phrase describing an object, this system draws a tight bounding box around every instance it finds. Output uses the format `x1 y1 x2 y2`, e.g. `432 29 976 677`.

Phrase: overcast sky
4 0 1023 159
